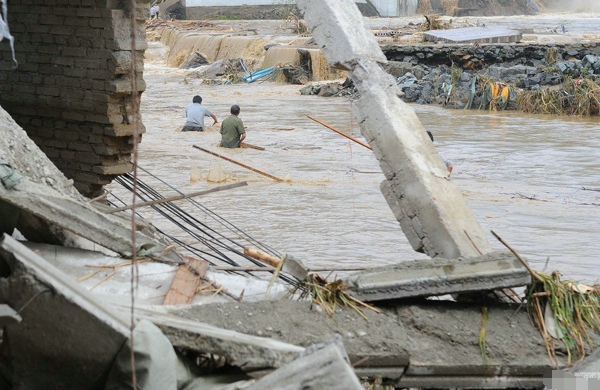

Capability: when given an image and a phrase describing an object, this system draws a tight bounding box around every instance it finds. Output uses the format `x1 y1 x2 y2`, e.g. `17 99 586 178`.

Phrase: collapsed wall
0 1 149 197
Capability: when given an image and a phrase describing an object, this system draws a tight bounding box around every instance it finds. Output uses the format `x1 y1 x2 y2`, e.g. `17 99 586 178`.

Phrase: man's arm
240 132 246 143
210 113 218 125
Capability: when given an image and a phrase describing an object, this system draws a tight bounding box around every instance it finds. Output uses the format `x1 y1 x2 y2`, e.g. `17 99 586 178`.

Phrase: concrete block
0 234 130 389
390 302 553 388
0 172 180 258
299 0 492 259
345 251 530 301
296 0 387 70
160 300 411 372
124 306 305 371
245 335 363 390
398 376 543 389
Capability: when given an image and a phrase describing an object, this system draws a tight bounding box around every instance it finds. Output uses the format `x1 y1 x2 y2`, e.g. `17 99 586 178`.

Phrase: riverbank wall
380 42 600 110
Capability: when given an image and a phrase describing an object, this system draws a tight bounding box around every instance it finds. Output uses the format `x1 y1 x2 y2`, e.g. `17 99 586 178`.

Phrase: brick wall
0 0 149 197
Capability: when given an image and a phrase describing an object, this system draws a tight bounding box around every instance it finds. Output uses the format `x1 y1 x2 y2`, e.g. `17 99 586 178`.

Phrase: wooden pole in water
193 145 285 182
240 142 265 151
106 182 248 213
306 114 372 150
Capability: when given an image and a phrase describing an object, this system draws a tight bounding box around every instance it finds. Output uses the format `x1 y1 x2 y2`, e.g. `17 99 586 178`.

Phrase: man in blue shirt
183 95 218 132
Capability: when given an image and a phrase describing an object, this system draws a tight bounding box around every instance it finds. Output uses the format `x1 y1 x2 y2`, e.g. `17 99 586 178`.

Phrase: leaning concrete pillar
298 0 491 259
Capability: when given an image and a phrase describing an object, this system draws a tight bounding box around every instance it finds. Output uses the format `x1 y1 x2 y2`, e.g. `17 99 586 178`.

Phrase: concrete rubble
345 251 531 301
299 0 493 261
0 234 130 389
298 0 529 300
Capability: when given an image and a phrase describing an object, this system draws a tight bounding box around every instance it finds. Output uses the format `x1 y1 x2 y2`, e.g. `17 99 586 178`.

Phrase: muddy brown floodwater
108 20 600 284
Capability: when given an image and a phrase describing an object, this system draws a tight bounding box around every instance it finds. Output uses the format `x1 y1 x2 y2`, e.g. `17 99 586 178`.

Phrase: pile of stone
393 54 600 109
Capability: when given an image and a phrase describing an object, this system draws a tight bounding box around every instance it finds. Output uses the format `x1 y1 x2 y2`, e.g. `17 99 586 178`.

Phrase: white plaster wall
370 0 418 16
399 0 418 16
370 0 398 16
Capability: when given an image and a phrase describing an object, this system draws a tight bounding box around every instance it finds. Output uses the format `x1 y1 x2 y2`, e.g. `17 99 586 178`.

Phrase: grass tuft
289 274 381 320
528 271 600 367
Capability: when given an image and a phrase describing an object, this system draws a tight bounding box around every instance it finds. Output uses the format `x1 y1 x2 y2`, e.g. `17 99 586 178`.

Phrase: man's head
230 104 241 115
427 130 434 142
192 95 202 104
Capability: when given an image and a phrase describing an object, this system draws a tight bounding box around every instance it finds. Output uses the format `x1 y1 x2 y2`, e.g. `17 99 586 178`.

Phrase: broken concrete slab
0 234 130 389
0 178 180 259
0 104 179 259
105 319 184 390
159 299 560 387
291 0 387 70
19 241 289 305
0 304 21 326
394 303 555 388
0 105 82 200
298 0 492 259
159 300 411 373
245 335 363 390
121 306 306 371
424 26 523 44
345 251 530 301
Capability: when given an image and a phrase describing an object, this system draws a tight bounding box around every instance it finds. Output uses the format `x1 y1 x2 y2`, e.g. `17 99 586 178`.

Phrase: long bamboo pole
306 114 372 150
193 145 285 182
106 182 248 213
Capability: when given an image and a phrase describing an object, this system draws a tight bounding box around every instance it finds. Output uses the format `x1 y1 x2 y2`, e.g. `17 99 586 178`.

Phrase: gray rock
179 51 208 69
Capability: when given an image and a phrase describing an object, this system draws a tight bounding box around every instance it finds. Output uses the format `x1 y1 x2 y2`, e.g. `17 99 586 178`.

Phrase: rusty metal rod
106 182 248 213
306 114 372 150
193 145 285 182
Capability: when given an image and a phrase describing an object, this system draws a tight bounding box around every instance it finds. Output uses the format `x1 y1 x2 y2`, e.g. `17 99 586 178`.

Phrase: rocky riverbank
301 42 600 115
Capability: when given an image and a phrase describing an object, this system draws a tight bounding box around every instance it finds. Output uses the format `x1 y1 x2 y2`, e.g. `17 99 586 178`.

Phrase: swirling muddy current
108 42 600 284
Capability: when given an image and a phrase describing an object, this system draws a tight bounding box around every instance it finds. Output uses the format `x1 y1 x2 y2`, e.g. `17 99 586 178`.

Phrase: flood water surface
108 41 600 284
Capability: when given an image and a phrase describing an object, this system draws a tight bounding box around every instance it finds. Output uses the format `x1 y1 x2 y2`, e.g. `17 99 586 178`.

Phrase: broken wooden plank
240 142 265 151
163 258 209 305
298 0 492 259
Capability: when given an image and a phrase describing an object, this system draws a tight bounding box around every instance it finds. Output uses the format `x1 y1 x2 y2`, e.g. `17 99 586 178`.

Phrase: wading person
183 95 218 132
150 3 159 19
219 105 246 148
427 130 453 174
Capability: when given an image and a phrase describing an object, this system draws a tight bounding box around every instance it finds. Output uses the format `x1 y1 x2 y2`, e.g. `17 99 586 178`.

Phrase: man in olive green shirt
219 105 246 148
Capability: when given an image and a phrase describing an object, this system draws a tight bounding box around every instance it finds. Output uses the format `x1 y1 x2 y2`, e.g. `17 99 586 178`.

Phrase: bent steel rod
106 182 248 213
193 145 285 182
306 114 372 150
